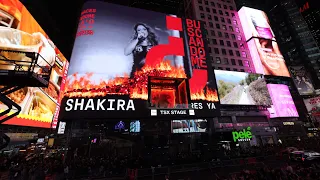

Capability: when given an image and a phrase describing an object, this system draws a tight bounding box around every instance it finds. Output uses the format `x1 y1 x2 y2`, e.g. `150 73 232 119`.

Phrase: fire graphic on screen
64 61 218 102
151 89 175 108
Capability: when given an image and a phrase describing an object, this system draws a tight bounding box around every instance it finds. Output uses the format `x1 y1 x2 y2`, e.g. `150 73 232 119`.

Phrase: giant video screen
238 7 290 77
59 1 220 120
0 0 69 128
214 70 271 106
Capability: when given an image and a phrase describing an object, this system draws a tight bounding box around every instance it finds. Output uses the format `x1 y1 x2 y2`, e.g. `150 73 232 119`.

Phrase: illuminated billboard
0 0 69 128
238 7 290 77
214 70 271 106
303 97 320 116
289 66 315 95
267 84 299 118
59 1 220 120
171 119 207 133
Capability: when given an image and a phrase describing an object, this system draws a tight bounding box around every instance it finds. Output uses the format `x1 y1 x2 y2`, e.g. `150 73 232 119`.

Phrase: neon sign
232 127 252 142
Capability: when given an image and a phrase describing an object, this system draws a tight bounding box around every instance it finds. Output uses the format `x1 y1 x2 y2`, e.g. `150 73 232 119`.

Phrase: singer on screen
124 23 159 78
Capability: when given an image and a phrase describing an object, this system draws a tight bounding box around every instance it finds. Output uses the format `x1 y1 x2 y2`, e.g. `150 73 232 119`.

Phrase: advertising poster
171 119 207 133
0 0 69 128
238 7 290 77
289 66 315 95
59 1 220 120
214 70 271 106
267 84 299 118
303 97 320 116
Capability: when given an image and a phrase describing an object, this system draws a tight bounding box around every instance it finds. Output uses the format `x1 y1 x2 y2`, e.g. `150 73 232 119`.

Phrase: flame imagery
64 61 218 102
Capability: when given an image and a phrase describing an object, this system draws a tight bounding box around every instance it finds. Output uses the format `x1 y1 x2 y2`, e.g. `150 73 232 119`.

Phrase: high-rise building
184 0 255 73
296 0 320 47
269 0 320 88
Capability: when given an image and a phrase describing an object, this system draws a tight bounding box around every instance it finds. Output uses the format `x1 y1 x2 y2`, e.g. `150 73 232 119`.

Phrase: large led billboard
238 7 290 77
59 2 220 120
0 0 69 128
214 70 271 106
267 84 299 118
289 66 315 95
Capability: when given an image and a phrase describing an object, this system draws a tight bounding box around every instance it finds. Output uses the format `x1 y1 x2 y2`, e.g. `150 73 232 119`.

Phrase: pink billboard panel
238 7 275 41
267 84 299 118
247 39 290 77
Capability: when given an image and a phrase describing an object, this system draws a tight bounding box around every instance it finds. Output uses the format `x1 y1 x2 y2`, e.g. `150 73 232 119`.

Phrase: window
226 41 231 47
211 30 215 36
218 67 223 70
229 26 233 32
226 68 231 71
231 34 236 39
209 22 213 28
233 42 238 48
206 7 210 12
212 39 217 44
220 40 224 46
229 6 234 10
231 59 236 65
205 0 208 5
227 19 231 24
235 27 240 33
214 48 219 54
220 17 225 23
208 47 212 53
213 9 217 13
224 32 229 38
223 58 229 64
233 20 238 25
237 35 242 40
240 43 244 48
236 51 240 57
238 60 243 66
216 57 221 64
216 24 220 29
240 69 245 72
199 6 203 10
225 12 229 16
243 60 250 67
217 3 221 8
218 31 222 37
210 2 215 6
248 70 252 73
224 5 227 9
222 49 227 55
242 51 247 57
229 50 234 56
214 16 219 21
208 15 212 20
200 13 205 19
233 68 237 71
222 25 227 30
219 10 223 15
198 0 202 3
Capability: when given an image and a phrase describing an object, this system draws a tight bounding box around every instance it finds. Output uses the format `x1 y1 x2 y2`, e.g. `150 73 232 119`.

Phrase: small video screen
149 77 189 109
130 120 140 133
171 119 207 133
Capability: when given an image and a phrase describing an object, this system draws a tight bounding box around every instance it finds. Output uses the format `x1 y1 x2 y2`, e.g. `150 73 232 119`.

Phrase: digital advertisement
267 84 299 118
289 66 315 95
303 97 320 116
214 70 271 106
238 7 290 77
171 119 207 133
59 1 220 120
0 0 69 128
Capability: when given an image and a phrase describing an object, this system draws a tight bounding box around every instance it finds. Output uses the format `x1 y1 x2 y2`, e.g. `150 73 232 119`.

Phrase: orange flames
64 61 218 102
191 88 219 102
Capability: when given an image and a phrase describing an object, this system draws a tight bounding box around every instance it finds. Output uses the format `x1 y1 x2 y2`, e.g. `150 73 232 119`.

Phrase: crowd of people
0 138 319 179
